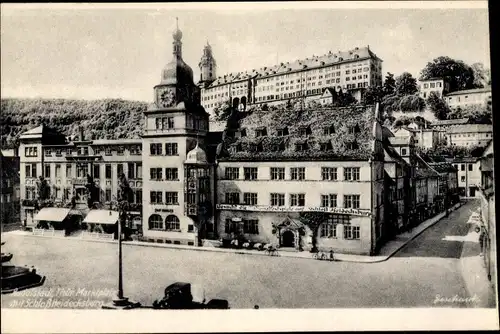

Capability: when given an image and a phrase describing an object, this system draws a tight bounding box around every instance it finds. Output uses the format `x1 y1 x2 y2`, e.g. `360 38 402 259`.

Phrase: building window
295 142 308 151
255 128 267 137
225 219 239 234
344 167 360 181
461 176 466 182
165 168 178 180
290 193 306 206
165 143 178 156
270 193 285 206
244 167 258 180
105 164 112 179
243 192 258 205
150 143 162 156
188 224 194 232
91 164 99 179
344 195 361 209
225 167 240 180
323 125 335 135
130 145 141 155
149 214 163 230
243 219 259 234
105 189 112 202
66 164 72 178
165 192 178 205
117 146 125 156
44 165 51 178
55 164 61 178
321 194 337 207
468 164 473 171
401 148 407 156
105 147 112 156
290 167 305 180
117 164 124 177
94 147 101 155
322 167 338 181
127 163 135 179
270 167 285 180
277 127 289 136
461 164 465 171
77 164 89 178
344 226 360 240
150 168 163 180
150 191 163 204
225 192 240 204
45 149 52 157
156 117 175 130
25 147 38 157
320 223 337 238
299 126 312 137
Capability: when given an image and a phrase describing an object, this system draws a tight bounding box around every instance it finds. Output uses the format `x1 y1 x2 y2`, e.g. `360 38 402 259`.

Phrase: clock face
158 89 175 107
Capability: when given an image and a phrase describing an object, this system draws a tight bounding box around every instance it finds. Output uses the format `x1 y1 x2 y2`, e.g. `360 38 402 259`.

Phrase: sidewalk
459 215 496 308
3 203 463 264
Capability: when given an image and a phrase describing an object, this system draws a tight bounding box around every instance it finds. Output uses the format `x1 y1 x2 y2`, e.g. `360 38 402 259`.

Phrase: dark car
153 282 229 309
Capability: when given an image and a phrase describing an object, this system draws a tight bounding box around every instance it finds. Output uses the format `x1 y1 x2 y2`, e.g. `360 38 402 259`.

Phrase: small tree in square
299 212 329 253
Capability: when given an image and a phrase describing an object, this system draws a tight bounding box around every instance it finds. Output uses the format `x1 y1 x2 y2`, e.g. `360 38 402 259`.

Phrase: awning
83 210 119 225
34 208 71 222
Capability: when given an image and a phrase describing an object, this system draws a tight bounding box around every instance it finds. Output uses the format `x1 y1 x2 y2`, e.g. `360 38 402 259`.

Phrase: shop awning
34 208 71 222
83 210 119 225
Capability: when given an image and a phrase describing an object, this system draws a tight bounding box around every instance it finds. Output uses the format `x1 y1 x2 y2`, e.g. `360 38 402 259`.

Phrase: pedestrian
329 249 335 261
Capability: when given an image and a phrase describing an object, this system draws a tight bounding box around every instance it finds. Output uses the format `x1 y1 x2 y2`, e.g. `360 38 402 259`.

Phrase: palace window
44 165 51 178
225 167 240 180
344 167 360 181
150 191 163 204
295 142 308 152
225 192 240 204
225 219 239 234
270 167 285 180
25 147 38 157
105 147 112 156
105 164 112 179
321 194 337 207
344 194 361 209
270 193 285 206
322 167 338 181
45 149 52 157
243 219 259 234
117 146 125 156
150 143 162 156
117 164 124 177
66 164 72 178
93 165 100 179
55 164 61 178
244 167 258 180
323 125 335 135
277 127 289 137
243 192 258 205
149 214 163 230
255 127 267 137
346 141 359 150
105 189 112 202
290 193 305 206
320 222 337 238
165 143 178 156
165 168 178 180
165 192 178 205
150 168 163 180
165 215 181 231
299 126 312 137
94 147 101 155
290 167 305 180
344 226 360 240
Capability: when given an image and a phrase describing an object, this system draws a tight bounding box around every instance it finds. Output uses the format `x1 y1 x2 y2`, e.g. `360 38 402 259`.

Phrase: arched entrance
232 97 240 109
282 230 295 248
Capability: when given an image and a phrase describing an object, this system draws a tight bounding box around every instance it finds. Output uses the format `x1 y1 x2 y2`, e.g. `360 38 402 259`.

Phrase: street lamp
102 196 140 309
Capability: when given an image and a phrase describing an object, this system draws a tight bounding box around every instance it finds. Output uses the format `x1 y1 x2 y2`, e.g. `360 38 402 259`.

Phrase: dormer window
348 124 361 134
45 149 52 157
233 143 243 153
320 141 333 151
323 125 335 135
256 143 264 152
239 128 247 138
346 141 359 150
295 142 309 152
299 126 312 137
255 127 267 137
277 127 289 137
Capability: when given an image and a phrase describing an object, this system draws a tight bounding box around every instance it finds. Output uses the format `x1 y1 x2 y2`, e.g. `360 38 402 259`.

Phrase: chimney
79 126 84 141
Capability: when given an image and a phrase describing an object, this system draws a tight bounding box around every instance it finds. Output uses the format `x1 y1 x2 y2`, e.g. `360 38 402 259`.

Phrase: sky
1 2 491 102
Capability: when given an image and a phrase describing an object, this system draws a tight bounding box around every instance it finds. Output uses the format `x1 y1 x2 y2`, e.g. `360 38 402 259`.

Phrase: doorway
281 230 295 248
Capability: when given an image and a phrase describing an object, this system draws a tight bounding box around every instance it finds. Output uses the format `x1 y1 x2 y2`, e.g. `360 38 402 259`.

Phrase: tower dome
185 143 208 164
160 19 194 86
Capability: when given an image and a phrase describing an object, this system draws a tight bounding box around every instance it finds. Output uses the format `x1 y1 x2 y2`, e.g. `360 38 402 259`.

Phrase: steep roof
445 86 492 96
206 46 380 88
217 104 378 162
429 118 469 127
428 162 457 174
446 124 493 134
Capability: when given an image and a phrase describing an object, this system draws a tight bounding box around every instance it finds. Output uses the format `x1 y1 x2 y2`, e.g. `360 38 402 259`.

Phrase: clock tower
142 19 212 246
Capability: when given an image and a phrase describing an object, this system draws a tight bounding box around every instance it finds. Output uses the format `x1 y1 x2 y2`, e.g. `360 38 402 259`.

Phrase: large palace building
198 44 383 114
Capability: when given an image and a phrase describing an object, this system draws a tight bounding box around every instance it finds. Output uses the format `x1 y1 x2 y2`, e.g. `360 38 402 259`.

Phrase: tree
470 62 490 88
117 172 133 240
398 94 426 112
213 100 232 122
395 72 418 96
85 174 100 209
298 212 330 253
426 91 452 120
419 56 477 92
383 72 396 95
36 176 51 209
362 86 384 105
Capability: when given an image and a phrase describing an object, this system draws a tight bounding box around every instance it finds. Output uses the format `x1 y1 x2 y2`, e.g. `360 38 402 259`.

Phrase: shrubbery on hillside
1 98 147 148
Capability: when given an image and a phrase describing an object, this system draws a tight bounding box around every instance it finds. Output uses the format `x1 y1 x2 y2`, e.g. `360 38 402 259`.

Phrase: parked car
152 282 229 309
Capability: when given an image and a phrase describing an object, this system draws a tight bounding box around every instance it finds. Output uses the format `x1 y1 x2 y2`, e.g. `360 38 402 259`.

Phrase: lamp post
102 176 140 310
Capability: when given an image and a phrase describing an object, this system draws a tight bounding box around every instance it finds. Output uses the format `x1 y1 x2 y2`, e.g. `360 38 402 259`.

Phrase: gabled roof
445 86 491 96
429 118 469 127
428 162 457 173
446 124 493 134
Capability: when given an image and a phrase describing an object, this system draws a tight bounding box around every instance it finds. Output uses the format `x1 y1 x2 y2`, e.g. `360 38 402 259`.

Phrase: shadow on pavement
393 201 479 259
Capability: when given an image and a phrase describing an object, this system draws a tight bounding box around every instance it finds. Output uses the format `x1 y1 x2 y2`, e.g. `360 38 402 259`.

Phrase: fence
32 228 65 237
80 231 115 240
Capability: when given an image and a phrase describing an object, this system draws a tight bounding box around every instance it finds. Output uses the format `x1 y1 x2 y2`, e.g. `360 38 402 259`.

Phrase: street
1 200 494 309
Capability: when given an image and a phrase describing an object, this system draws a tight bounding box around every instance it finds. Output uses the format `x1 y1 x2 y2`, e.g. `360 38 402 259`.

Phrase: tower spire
176 17 179 30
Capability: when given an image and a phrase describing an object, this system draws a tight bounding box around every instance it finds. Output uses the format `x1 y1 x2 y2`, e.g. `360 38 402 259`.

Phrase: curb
4 203 463 264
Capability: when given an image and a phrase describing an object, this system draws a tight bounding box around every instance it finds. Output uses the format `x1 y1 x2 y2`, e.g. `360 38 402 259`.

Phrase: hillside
0 98 147 148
